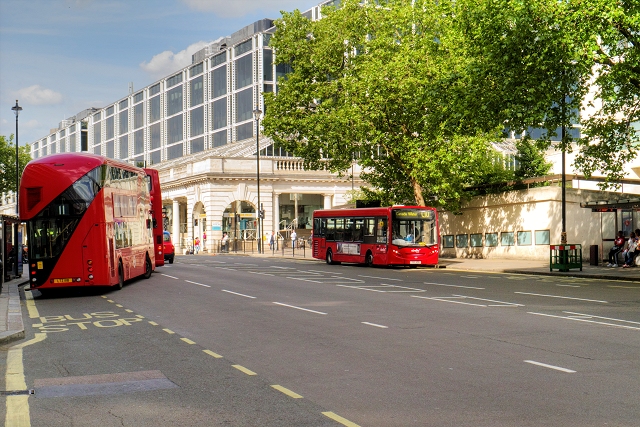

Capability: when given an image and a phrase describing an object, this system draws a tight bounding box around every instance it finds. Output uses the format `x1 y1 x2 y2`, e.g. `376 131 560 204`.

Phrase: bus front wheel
326 249 341 265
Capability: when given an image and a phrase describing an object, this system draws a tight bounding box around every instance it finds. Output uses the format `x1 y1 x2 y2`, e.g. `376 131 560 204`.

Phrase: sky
0 0 321 146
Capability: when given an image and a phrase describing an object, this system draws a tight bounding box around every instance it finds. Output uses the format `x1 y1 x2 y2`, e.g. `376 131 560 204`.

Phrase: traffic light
258 210 265 219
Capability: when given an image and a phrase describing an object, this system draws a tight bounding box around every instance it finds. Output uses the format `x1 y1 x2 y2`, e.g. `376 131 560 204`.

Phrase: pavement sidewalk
1 255 639 346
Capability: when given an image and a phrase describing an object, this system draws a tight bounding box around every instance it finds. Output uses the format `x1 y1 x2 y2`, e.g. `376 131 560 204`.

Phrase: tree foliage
263 0 504 210
0 134 31 196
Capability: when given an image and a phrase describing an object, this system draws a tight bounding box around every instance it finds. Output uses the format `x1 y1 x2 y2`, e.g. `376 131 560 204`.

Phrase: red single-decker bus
144 168 164 267
312 206 439 267
20 153 155 290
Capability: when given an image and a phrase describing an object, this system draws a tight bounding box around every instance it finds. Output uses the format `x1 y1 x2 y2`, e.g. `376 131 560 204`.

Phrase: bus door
375 217 388 261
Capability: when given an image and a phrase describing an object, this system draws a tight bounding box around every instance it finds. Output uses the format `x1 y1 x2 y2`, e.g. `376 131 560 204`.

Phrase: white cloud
14 85 63 105
140 41 210 80
181 0 311 18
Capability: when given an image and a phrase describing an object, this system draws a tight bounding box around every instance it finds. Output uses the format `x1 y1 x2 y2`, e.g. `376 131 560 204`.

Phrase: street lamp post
11 100 22 215
253 108 262 254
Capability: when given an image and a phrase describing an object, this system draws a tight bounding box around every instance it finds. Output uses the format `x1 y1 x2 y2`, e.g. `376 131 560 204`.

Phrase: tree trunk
412 178 425 206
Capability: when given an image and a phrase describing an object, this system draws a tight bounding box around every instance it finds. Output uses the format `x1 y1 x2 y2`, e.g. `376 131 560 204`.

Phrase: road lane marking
222 289 256 299
116 304 123 307
608 285 640 289
425 282 485 290
107 300 114 303
515 292 608 303
358 275 402 281
181 338 196 344
232 365 257 375
564 311 640 325
125 309 134 313
451 295 523 307
203 350 223 358
163 328 175 334
149 321 158 326
413 295 522 307
556 284 581 288
6 333 47 427
528 312 640 330
25 291 40 318
185 280 211 288
160 274 179 279
362 322 388 329
322 411 361 427
286 277 322 283
273 302 327 315
271 385 303 398
524 360 576 373
412 296 487 307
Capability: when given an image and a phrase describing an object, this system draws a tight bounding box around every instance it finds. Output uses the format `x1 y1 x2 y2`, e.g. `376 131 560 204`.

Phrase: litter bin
589 245 599 266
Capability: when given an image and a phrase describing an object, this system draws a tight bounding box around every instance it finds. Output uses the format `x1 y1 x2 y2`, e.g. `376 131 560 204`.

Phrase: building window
60 129 65 137
134 103 144 129
191 137 204 154
167 73 183 88
150 95 161 123
150 149 161 165
211 52 226 67
263 49 273 81
106 140 114 158
235 39 252 56
535 230 550 245
150 123 161 149
93 122 102 145
190 106 204 137
276 63 293 81
236 122 253 141
134 91 144 104
456 234 468 248
485 233 498 247
134 129 144 154
106 105 114 116
119 135 128 159
213 130 227 147
59 138 66 153
190 62 203 77
442 235 454 248
190 76 204 107
212 66 227 98
119 109 128 135
517 231 532 245
235 54 253 89
235 87 253 122
106 116 114 140
212 98 227 130
69 134 76 152
168 114 183 144
150 83 161 96
167 143 183 160
167 85 183 117
93 111 101 121
501 232 515 246
470 233 483 247
119 99 128 109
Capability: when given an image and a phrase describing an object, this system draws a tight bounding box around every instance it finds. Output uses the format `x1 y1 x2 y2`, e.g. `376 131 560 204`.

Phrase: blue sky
0 0 321 146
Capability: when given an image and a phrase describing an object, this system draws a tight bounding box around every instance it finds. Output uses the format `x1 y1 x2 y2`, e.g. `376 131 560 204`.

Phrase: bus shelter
1 215 23 286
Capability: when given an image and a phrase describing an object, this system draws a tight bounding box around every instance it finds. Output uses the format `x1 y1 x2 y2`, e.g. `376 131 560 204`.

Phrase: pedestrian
291 230 297 249
269 231 275 250
607 230 625 267
221 232 229 253
194 236 200 254
622 232 638 268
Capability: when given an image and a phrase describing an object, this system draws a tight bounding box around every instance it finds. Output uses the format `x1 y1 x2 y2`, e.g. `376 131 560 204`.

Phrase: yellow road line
322 411 361 427
148 321 158 326
203 349 223 358
232 365 257 376
180 338 196 345
162 328 175 334
24 291 39 319
136 314 144 318
106 300 114 303
115 304 123 308
6 333 47 427
271 385 303 399
101 296 107 298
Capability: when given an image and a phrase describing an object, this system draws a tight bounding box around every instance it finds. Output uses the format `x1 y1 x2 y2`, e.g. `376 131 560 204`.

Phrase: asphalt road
7 254 640 426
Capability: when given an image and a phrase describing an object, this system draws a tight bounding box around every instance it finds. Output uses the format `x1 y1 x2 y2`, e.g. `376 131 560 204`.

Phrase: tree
263 0 504 210
514 139 552 181
0 134 31 195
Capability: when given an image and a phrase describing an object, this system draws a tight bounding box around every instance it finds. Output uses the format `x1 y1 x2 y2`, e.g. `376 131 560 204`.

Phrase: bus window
354 218 364 242
326 219 336 241
344 218 354 242
335 218 344 241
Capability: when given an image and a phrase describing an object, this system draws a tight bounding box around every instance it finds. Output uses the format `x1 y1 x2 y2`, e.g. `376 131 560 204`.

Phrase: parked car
163 231 175 264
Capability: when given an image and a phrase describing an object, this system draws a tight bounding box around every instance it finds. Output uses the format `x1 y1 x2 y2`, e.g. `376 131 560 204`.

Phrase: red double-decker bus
312 206 439 267
144 168 164 267
20 153 155 290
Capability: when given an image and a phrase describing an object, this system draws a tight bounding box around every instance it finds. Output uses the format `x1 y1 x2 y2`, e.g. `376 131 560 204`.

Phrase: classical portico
156 137 356 251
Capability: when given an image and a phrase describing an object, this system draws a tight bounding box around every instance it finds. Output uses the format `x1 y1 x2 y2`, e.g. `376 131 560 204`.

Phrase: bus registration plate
53 278 73 283
410 261 421 265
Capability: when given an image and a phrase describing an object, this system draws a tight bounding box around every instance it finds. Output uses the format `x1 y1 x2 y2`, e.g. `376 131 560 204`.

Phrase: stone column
324 194 333 209
172 199 180 250
272 193 280 233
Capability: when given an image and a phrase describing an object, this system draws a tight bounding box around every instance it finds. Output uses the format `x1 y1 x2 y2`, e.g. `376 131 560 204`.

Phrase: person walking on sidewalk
608 231 626 267
194 237 200 254
221 232 229 253
622 232 638 268
291 230 297 249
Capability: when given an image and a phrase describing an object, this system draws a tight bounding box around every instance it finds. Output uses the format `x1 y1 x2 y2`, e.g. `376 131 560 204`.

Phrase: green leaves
0 134 31 195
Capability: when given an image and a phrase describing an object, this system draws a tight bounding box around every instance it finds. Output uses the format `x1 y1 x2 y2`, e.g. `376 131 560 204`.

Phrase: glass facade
235 54 253 89
190 106 204 137
168 86 183 117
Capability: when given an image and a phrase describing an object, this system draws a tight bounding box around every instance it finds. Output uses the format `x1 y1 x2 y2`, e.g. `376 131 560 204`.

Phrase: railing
184 237 311 259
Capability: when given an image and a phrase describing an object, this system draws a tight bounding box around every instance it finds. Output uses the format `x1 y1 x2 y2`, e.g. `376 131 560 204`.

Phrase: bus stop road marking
524 360 576 373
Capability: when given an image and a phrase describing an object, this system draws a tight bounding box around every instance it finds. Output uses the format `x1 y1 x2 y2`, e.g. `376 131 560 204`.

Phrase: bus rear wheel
365 252 374 267
117 261 124 290
143 255 152 279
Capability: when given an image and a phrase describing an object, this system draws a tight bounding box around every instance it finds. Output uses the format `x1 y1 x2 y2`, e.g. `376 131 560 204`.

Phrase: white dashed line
273 302 327 315
362 322 388 329
161 274 179 279
222 290 256 299
524 360 576 373
515 292 608 303
185 280 211 288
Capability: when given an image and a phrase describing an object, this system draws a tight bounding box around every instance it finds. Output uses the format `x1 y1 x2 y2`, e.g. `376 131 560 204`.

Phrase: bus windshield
391 209 437 247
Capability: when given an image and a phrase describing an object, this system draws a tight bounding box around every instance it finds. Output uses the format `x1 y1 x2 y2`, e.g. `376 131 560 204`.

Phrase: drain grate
0 389 35 396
